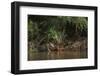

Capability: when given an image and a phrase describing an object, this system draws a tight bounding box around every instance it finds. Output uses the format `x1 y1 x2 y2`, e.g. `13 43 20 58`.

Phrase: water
28 49 88 61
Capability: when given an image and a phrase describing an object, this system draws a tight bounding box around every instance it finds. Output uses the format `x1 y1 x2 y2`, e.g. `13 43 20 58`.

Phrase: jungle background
28 15 88 60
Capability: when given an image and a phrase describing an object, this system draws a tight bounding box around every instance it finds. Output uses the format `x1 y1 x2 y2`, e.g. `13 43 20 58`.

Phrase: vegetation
28 15 88 60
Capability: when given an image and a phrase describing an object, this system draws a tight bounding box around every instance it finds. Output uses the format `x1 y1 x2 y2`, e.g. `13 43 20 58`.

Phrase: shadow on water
28 49 88 61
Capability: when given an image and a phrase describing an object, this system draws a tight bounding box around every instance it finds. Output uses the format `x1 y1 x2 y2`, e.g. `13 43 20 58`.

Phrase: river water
28 49 87 61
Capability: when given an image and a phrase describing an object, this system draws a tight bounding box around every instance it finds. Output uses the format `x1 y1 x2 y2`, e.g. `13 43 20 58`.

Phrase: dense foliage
28 15 88 52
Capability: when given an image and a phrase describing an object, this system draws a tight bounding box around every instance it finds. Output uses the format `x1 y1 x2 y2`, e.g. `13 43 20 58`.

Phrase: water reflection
28 49 88 61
